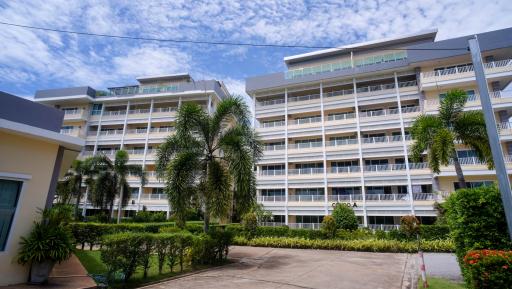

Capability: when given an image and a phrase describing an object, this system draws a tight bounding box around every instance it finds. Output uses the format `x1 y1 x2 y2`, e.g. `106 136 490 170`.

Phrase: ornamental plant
242 212 258 239
464 250 512 289
321 215 338 239
331 203 358 231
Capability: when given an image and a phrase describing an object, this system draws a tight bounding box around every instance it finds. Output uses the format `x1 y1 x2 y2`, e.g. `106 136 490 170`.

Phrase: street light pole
469 36 512 240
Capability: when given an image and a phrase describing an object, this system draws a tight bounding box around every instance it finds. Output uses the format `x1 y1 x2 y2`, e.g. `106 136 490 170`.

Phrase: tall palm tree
89 150 146 223
410 88 493 189
156 96 261 232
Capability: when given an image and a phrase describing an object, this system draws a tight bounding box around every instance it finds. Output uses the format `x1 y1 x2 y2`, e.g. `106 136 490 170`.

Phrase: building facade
246 27 512 230
34 74 229 217
0 92 83 286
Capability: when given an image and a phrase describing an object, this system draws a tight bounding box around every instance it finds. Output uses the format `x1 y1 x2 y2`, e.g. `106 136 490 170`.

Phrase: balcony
101 110 127 120
259 169 286 177
364 163 407 172
288 141 323 151
63 108 87 120
288 223 321 230
288 93 320 103
365 193 409 202
149 127 175 138
125 128 148 135
257 98 285 107
368 224 400 231
288 195 324 202
257 195 286 203
328 194 363 202
140 194 167 201
498 122 512 138
152 107 177 117
60 128 80 137
329 166 361 174
359 106 420 120
420 59 512 89
128 108 151 118
413 193 440 201
288 168 324 175
425 91 512 112
263 145 286 152
324 88 354 98
260 222 286 227
289 116 322 127
325 138 358 148
361 135 411 145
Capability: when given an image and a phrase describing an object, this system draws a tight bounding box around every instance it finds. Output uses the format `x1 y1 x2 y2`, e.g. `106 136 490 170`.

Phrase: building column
394 72 415 215
352 77 367 227
137 99 154 212
92 104 106 154
120 101 131 150
284 88 289 225
319 83 329 215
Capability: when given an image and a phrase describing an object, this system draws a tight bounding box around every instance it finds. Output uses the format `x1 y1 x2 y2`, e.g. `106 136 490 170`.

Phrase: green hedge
233 236 454 253
224 224 449 241
101 229 232 283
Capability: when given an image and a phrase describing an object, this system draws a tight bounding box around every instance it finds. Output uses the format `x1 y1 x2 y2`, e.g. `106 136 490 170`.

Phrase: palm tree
410 88 493 189
89 150 146 223
156 96 261 232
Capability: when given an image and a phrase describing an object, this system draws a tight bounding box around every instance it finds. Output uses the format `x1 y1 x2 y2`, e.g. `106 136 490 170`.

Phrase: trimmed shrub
191 230 233 266
331 204 358 231
464 250 512 289
133 210 167 223
256 225 290 237
444 186 512 281
242 212 258 239
321 216 337 239
400 215 420 240
233 236 454 253
420 225 450 240
287 228 325 239
101 232 147 282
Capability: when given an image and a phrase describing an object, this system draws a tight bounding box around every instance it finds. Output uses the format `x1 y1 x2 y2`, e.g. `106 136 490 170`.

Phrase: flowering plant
464 249 512 288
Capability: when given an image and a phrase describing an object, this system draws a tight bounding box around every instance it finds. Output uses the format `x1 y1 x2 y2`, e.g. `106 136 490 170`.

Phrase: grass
419 277 465 289
75 249 209 288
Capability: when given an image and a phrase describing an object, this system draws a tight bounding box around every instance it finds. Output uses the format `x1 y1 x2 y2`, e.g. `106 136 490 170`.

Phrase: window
295 188 324 195
0 179 22 251
332 187 361 195
260 189 285 196
454 181 494 190
91 103 103 115
457 150 477 158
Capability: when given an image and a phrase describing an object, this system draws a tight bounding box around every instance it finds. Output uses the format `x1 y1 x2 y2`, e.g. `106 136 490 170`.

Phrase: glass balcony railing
291 116 322 125
364 164 407 172
288 168 324 175
288 195 324 202
257 98 285 107
150 127 175 133
288 223 322 230
366 193 409 201
324 88 354 98
326 138 358 146
105 85 179 96
261 120 285 128
285 51 407 79
288 142 323 150
152 107 177 113
126 128 147 134
264 145 286 151
288 93 320 103
327 112 356 121
330 166 361 173
257 195 286 202
361 135 411 144
328 194 363 202
260 170 285 176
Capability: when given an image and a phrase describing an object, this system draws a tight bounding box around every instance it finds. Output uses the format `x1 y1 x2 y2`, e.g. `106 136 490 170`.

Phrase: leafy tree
156 96 261 232
321 215 338 238
410 89 493 189
89 151 146 223
242 212 258 239
331 204 358 231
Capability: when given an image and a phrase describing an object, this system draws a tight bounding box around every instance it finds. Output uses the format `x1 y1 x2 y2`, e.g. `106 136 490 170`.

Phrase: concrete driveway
142 246 416 289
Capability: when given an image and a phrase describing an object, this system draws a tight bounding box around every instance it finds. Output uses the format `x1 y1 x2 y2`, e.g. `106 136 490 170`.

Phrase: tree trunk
203 206 210 233
116 185 124 224
109 200 114 223
452 151 467 189
74 176 82 220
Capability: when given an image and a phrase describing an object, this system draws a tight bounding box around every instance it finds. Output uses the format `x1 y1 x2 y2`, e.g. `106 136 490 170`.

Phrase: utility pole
469 36 512 240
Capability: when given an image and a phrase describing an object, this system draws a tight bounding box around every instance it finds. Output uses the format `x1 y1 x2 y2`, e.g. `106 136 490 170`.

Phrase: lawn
75 250 207 288
419 277 464 289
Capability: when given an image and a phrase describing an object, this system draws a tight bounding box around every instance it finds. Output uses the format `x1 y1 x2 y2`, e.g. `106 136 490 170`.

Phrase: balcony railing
361 135 411 144
359 106 419 118
364 164 407 172
325 88 354 98
128 108 150 114
126 128 147 134
366 193 409 201
288 195 324 202
330 166 361 173
97 129 124 136
422 59 512 80
261 120 285 128
152 107 177 113
288 142 323 150
257 98 285 107
328 194 363 202
257 195 286 202
453 157 486 166
326 112 356 121
291 116 322 125
326 138 358 147
150 127 175 133
102 110 126 117
63 108 81 115
368 224 400 231
259 169 285 176
413 193 438 201
288 223 322 230
288 93 321 103
141 194 167 200
409 162 429 170
288 168 324 175
97 150 119 156
126 149 145 155
60 128 76 134
264 145 285 151
260 222 286 227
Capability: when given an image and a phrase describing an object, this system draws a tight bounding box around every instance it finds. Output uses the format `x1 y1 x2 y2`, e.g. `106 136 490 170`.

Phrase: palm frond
206 159 232 219
210 96 251 137
439 89 467 126
454 110 494 168
432 128 455 170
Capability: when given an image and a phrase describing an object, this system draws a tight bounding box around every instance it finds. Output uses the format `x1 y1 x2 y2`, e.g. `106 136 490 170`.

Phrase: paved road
143 246 415 289
423 253 462 281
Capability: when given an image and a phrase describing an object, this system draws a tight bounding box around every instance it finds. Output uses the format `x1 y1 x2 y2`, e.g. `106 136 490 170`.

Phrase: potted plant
17 205 75 284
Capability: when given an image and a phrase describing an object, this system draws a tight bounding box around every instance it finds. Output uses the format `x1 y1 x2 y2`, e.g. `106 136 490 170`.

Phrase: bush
233 236 454 253
256 225 290 237
420 225 450 240
242 212 258 239
444 186 512 282
191 230 233 266
287 228 325 239
332 204 358 231
400 215 420 240
133 210 167 223
321 216 337 239
464 250 512 289
101 232 147 282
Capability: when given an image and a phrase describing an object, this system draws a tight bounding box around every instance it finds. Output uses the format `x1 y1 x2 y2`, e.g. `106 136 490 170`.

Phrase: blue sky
0 0 511 98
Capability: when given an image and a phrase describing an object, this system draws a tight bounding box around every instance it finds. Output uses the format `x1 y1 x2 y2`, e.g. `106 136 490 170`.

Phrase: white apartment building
34 74 229 217
245 27 512 230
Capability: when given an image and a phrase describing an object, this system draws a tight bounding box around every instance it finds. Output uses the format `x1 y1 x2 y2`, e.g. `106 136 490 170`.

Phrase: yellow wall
0 131 59 286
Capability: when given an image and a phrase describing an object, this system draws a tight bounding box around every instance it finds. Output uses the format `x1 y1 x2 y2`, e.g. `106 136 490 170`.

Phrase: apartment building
34 74 229 216
246 27 512 230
